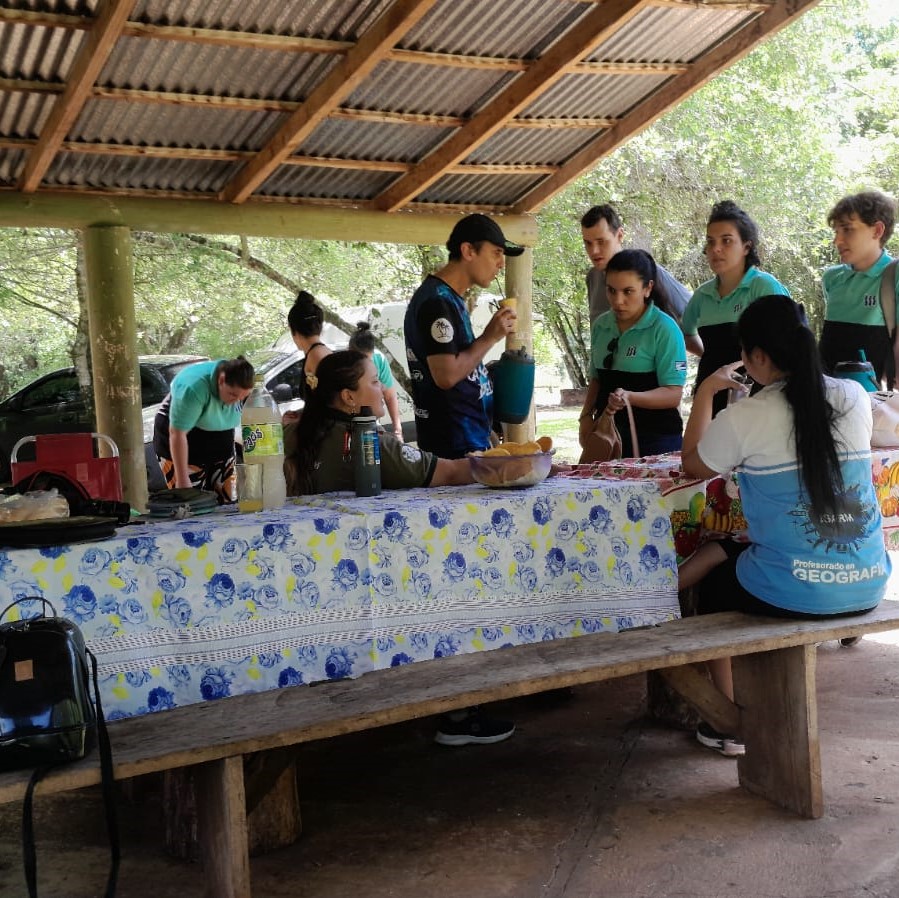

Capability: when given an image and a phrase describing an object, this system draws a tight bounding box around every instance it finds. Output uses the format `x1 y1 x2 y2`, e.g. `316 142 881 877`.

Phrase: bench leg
732 644 823 819
194 756 252 898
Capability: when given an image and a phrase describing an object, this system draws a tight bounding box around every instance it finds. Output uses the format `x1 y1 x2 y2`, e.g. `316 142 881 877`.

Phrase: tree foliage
0 0 896 398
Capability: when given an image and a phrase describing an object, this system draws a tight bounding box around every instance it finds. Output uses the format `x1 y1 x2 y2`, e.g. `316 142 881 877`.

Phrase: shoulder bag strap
880 259 898 338
22 650 119 898
622 394 639 458
88 648 120 897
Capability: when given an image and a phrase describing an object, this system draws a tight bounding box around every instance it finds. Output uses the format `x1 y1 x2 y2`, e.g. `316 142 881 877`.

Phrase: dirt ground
2 630 899 898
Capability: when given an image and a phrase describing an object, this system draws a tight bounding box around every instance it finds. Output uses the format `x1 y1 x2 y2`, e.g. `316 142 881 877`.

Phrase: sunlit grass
534 408 581 464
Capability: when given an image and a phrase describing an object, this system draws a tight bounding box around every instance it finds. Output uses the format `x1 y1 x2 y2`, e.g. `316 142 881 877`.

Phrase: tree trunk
72 236 94 419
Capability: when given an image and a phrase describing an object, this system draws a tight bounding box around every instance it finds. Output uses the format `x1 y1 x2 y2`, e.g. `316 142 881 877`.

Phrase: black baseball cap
446 213 525 257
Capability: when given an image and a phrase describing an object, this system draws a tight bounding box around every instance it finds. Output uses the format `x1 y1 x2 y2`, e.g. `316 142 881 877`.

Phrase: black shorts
696 540 877 620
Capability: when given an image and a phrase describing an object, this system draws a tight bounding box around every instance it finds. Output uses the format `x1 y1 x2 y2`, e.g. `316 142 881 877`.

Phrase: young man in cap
581 204 691 326
404 213 521 460
403 213 521 747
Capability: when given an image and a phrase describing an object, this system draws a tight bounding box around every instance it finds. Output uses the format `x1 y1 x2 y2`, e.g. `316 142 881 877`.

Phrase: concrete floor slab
1 637 898 898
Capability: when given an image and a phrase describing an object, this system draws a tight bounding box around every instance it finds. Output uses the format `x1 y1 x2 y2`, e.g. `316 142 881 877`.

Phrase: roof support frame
514 0 823 212
17 0 138 193
220 0 439 204
371 0 653 212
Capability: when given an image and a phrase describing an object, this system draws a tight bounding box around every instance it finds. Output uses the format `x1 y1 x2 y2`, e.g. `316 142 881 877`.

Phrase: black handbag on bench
0 598 119 897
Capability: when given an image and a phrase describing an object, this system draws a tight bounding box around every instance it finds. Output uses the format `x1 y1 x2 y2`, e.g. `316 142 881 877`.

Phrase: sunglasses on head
603 337 619 370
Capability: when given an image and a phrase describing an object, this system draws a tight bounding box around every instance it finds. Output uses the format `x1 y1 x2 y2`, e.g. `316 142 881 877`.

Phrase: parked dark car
0 355 208 488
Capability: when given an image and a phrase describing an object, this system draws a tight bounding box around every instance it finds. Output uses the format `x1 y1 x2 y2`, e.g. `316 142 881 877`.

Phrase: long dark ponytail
287 350 368 495
737 295 844 524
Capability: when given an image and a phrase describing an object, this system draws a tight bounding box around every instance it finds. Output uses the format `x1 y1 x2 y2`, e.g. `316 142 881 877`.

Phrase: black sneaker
434 708 515 746
696 720 745 757
840 636 862 647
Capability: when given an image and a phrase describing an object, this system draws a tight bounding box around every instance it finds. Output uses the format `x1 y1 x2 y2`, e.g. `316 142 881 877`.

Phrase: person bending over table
679 295 890 758
578 249 687 459
285 348 518 748
153 357 254 504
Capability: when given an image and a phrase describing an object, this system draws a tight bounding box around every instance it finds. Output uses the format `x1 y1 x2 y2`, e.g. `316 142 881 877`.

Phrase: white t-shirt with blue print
697 377 890 614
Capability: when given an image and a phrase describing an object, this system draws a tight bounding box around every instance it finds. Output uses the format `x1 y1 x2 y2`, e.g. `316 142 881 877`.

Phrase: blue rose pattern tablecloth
0 478 679 718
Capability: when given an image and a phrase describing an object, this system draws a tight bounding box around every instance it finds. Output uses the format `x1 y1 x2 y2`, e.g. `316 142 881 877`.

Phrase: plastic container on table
241 378 286 510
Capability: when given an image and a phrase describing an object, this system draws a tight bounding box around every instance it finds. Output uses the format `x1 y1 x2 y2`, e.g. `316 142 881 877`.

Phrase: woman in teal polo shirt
153 357 254 503
578 250 687 458
681 200 790 415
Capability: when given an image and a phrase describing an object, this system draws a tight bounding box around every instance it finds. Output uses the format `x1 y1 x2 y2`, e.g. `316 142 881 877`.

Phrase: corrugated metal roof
257 164 398 201
590 6 756 64
344 60 513 118
300 118 451 164
465 127 601 167
0 0 820 213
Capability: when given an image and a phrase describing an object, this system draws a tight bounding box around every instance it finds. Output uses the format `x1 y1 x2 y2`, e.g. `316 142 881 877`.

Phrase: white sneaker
696 721 745 757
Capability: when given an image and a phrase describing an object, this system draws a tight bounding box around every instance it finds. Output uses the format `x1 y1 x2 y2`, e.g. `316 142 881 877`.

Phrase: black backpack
0 598 119 896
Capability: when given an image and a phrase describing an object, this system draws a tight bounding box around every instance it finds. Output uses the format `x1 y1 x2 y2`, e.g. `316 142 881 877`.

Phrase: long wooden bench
3 601 899 898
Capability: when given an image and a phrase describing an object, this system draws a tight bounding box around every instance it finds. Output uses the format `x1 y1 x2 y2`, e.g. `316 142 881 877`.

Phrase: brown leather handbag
578 397 638 463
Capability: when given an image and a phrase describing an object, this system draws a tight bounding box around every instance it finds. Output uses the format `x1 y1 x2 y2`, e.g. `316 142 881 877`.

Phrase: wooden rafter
512 0 821 212
0 77 618 129
17 0 137 193
220 0 438 204
0 137 558 176
372 0 653 212
0 7 699 75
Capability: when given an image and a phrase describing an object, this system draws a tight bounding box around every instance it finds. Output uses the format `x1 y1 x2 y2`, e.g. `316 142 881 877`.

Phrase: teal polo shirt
822 251 898 326
590 303 687 386
169 360 243 432
681 267 789 336
372 351 396 389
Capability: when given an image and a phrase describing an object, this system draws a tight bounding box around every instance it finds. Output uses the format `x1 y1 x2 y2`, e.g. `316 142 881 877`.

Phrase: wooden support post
82 225 148 511
503 246 535 443
194 756 252 898
733 644 823 819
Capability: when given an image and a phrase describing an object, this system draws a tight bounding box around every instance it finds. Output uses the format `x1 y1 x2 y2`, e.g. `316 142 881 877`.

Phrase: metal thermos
490 347 536 424
351 406 381 497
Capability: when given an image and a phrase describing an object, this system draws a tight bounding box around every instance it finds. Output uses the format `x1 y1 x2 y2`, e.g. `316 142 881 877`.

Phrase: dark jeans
697 540 877 620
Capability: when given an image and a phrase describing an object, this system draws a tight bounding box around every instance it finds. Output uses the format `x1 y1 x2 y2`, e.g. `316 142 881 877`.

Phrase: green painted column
504 247 535 442
83 226 147 511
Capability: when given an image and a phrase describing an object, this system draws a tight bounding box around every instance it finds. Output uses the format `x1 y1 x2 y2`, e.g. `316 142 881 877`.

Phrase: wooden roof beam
512 0 821 212
17 0 137 193
372 0 653 213
0 77 617 128
0 137 557 175
220 0 438 205
0 8 704 75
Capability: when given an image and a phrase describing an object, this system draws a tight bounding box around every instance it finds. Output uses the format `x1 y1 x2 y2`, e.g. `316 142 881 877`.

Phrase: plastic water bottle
351 406 381 497
241 377 287 510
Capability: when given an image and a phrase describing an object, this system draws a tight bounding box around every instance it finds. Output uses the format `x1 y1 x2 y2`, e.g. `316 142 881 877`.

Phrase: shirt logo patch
625 346 637 358
864 293 877 307
431 318 454 343
675 360 687 372
401 445 423 462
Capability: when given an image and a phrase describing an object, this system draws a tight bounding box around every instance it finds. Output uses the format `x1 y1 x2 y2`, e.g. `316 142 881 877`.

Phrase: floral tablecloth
304 479 680 668
0 478 679 718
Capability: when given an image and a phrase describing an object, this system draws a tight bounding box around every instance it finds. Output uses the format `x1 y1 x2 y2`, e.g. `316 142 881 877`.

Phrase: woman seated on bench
285 348 518 747
284 349 476 494
680 294 891 757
